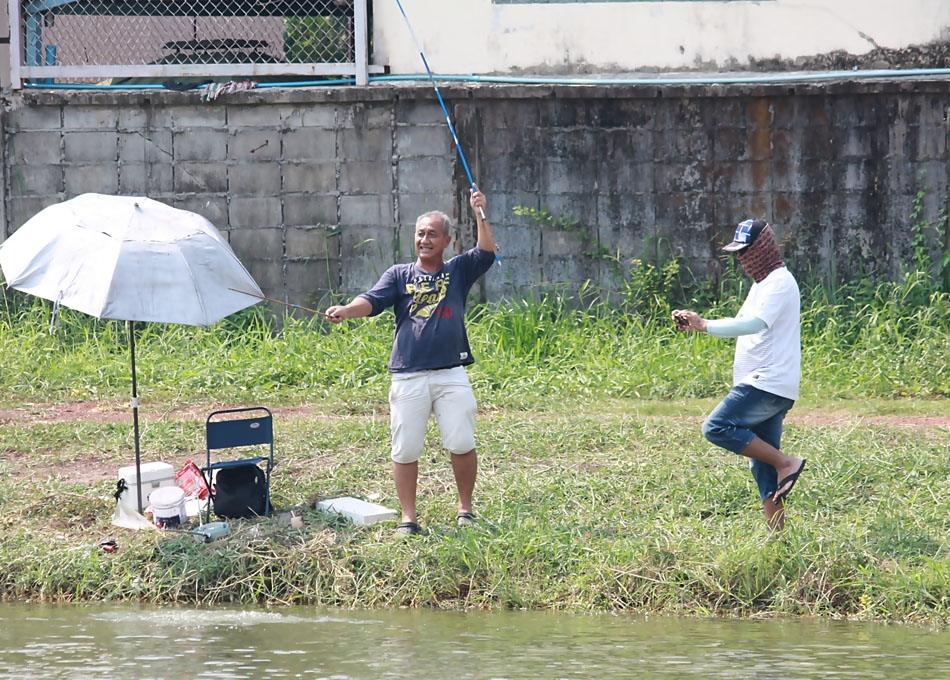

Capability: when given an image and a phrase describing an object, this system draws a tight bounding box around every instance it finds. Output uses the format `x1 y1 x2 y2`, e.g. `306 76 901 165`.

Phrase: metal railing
8 0 382 88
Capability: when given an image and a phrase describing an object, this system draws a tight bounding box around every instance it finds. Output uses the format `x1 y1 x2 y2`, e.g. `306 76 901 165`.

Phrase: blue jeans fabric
703 384 795 501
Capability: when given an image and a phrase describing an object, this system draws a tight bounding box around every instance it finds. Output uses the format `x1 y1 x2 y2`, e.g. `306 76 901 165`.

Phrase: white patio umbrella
0 193 264 512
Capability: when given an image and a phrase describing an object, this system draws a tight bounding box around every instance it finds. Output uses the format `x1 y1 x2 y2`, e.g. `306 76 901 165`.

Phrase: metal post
354 0 368 86
40 42 54 84
8 0 22 89
129 320 143 514
24 10 39 66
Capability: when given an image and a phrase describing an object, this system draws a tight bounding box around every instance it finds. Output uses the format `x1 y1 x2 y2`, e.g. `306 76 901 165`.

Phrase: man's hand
325 305 347 324
672 309 707 333
470 188 487 218
326 297 373 324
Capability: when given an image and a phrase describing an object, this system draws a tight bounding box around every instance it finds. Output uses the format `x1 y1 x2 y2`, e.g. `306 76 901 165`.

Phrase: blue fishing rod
392 0 486 221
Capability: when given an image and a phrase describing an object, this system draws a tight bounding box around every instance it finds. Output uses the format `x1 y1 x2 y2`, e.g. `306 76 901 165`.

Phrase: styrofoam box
316 497 398 525
118 462 176 512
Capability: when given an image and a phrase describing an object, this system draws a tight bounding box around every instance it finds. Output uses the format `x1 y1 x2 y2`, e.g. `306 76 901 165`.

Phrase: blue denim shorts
702 384 795 501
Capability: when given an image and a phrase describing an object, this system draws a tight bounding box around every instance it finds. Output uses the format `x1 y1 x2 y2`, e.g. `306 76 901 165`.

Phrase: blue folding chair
203 407 275 522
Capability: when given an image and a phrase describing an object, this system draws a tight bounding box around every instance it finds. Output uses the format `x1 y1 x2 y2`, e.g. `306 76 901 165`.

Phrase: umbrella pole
129 320 143 514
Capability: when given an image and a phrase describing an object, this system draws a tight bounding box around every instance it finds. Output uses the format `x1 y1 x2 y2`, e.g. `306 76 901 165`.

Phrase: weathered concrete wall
374 0 950 75
2 80 948 307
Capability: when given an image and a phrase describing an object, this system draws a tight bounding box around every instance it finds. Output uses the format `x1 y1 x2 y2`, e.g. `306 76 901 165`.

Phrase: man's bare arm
325 297 373 324
470 189 496 252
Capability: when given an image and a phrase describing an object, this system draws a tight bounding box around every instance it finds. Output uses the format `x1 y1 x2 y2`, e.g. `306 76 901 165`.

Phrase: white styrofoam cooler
316 497 398 525
117 461 176 512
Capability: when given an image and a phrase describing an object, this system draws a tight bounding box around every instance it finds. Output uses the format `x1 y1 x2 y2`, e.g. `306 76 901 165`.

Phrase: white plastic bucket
150 486 187 528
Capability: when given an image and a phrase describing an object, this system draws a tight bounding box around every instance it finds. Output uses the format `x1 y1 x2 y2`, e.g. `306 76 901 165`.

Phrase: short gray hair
415 210 452 236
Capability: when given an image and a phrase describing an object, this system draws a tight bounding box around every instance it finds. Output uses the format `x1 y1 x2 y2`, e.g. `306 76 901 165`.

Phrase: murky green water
0 604 947 679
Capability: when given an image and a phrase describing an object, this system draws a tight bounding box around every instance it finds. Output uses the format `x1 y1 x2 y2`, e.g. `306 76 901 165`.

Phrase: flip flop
456 511 476 527
773 459 807 504
395 521 426 536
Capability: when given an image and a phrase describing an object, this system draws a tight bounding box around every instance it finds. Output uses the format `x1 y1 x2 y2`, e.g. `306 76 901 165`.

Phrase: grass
0 268 946 410
0 406 945 621
0 267 946 621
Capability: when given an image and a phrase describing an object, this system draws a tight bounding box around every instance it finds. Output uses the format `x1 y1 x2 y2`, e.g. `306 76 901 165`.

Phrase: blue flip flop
773 459 807 503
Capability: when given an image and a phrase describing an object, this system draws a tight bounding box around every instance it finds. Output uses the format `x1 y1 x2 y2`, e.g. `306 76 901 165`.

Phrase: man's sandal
395 521 426 536
772 459 807 504
456 511 476 527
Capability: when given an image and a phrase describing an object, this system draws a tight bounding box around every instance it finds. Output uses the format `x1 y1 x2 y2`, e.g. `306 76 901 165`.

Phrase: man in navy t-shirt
326 190 496 535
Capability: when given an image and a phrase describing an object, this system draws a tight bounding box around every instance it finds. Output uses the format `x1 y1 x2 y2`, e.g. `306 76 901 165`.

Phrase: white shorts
389 366 477 464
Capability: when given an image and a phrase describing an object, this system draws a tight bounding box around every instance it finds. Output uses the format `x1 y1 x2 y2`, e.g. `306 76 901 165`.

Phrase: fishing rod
392 0 486 221
229 288 333 319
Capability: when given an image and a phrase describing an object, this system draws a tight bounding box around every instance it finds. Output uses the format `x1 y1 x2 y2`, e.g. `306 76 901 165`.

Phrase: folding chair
203 407 275 522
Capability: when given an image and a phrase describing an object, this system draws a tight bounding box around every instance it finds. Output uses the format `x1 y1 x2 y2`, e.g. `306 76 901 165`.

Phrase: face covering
736 224 784 283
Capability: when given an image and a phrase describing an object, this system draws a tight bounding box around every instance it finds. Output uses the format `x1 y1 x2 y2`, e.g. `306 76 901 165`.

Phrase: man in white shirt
673 219 807 531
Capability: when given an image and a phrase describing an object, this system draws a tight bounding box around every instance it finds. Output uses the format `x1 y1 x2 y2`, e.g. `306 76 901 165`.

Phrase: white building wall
374 0 950 74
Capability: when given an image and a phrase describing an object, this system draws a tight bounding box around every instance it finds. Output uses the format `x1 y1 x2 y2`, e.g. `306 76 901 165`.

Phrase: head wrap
736 224 784 283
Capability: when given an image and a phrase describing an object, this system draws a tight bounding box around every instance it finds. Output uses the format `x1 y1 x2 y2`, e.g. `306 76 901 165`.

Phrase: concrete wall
2 80 948 307
373 0 950 75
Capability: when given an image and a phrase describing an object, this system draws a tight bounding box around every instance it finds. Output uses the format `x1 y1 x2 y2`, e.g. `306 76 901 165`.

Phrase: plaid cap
722 219 768 252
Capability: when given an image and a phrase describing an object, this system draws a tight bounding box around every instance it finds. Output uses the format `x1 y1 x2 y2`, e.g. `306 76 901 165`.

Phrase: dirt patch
1 402 945 429
0 401 326 426
0 401 130 425
2 447 122 485
787 414 949 428
57 459 120 485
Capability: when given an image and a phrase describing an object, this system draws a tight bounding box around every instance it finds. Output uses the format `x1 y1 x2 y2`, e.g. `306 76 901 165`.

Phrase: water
0 603 947 679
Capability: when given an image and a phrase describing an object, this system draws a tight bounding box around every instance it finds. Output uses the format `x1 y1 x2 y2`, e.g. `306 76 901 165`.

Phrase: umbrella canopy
0 193 264 515
0 193 262 326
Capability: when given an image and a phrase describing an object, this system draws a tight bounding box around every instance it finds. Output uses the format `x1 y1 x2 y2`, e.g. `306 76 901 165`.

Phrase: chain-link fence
10 0 378 87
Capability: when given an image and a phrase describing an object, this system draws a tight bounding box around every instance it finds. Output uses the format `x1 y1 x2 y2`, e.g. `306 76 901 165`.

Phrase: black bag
212 464 268 519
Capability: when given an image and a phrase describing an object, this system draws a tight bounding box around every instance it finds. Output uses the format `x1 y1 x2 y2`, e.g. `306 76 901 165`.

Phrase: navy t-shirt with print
358 247 495 373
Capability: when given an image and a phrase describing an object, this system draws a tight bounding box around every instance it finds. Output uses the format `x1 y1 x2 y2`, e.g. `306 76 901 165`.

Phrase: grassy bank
0 402 946 622
0 271 946 621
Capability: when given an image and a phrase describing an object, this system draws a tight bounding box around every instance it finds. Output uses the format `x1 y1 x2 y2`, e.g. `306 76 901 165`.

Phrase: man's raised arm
470 189 496 252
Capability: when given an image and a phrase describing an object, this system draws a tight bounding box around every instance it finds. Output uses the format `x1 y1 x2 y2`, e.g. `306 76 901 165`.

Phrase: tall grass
0 264 945 408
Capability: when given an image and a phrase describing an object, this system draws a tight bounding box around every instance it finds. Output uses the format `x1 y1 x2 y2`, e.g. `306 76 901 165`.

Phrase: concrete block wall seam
389 100 400 263
118 130 174 164
118 163 173 195
332 106 344 292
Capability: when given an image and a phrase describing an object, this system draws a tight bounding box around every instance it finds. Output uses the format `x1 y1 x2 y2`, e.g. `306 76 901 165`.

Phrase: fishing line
229 288 333 319
392 0 486 220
